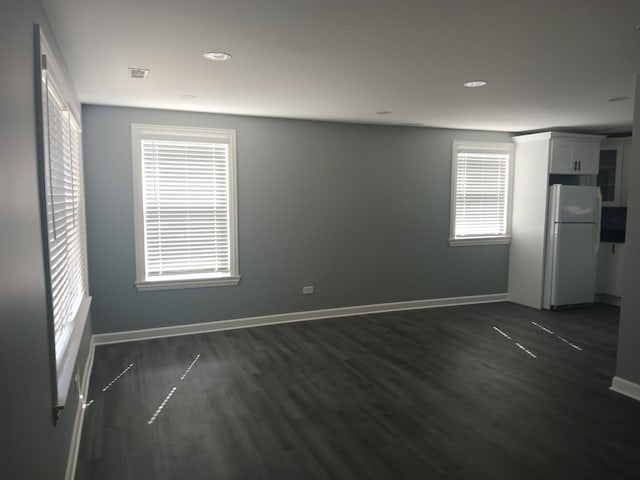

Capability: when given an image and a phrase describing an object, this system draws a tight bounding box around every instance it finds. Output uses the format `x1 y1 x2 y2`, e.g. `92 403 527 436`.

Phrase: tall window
449 141 514 246
38 29 91 410
132 124 240 290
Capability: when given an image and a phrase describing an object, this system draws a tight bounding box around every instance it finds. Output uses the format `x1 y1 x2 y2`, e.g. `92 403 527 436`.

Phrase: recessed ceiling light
203 52 232 61
608 96 629 102
463 80 488 88
376 110 392 115
128 68 149 79
180 94 198 100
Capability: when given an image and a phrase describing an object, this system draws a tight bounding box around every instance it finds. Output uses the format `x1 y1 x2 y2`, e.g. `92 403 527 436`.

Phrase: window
449 141 514 246
132 124 240 290
37 28 91 411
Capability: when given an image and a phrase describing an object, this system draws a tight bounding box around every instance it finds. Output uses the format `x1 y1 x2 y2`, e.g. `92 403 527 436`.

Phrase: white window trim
131 124 240 290
449 140 514 247
448 236 512 247
37 26 91 412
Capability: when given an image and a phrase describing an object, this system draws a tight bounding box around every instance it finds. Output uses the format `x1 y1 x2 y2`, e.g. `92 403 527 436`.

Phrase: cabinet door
574 141 599 174
598 138 630 206
597 146 621 204
550 139 577 174
596 243 617 296
596 243 625 297
550 139 600 174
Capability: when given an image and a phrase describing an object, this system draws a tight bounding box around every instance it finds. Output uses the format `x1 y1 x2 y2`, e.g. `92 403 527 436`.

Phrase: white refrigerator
543 184 602 309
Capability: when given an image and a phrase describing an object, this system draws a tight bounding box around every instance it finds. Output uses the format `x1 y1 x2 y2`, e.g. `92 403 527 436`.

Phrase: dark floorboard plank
76 302 640 479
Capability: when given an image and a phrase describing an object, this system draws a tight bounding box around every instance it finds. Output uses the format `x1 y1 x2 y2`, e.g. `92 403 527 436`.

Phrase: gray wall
0 1 93 478
83 105 512 334
616 75 640 385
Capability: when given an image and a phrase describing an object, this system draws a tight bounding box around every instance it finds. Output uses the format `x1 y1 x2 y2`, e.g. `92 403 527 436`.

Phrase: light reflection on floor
532 321 583 351
147 354 201 425
492 326 537 358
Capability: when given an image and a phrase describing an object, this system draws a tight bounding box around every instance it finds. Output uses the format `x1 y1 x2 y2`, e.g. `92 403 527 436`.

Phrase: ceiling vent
128 68 149 79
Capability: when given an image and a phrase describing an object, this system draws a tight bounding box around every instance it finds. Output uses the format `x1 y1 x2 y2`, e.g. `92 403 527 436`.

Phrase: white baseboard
610 376 640 403
65 336 96 480
93 293 508 345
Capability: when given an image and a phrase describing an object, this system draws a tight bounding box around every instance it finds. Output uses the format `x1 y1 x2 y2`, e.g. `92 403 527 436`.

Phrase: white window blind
42 72 88 377
450 142 513 245
132 125 239 290
142 139 230 277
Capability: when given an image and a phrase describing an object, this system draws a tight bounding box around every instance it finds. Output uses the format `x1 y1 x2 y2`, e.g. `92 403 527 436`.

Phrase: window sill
135 275 241 291
56 295 92 409
449 236 511 247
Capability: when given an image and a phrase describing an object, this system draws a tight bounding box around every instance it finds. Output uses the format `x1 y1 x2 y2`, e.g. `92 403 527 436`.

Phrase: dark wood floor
76 302 640 479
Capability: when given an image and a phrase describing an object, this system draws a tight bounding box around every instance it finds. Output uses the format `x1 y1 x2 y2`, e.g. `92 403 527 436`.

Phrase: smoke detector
128 68 150 79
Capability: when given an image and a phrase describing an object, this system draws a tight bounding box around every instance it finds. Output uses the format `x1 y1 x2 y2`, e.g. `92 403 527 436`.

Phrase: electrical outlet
302 286 314 295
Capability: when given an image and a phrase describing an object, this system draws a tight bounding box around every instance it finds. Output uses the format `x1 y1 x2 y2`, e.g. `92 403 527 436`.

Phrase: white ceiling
42 0 640 133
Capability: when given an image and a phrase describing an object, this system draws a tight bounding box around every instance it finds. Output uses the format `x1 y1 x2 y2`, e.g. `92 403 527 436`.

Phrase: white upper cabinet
549 137 602 174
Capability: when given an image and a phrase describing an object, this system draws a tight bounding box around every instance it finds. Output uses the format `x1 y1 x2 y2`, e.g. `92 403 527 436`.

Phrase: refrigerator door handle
594 189 602 256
